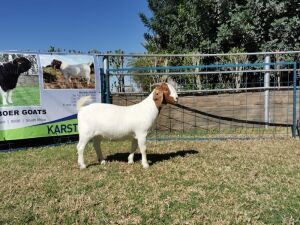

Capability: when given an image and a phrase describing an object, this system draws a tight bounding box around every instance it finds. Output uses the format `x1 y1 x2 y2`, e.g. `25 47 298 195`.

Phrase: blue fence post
103 56 110 104
298 63 300 138
293 62 297 138
100 67 105 103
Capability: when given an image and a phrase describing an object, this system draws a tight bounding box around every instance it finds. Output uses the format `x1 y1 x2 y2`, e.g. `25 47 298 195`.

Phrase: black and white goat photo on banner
0 53 40 107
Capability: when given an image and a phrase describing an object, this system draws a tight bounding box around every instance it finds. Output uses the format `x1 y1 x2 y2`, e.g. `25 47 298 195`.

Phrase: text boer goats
0 57 31 105
76 82 178 169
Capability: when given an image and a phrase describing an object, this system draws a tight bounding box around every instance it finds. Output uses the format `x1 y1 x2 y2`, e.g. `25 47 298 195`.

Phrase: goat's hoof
100 160 106 165
142 163 150 169
79 164 87 169
128 160 134 164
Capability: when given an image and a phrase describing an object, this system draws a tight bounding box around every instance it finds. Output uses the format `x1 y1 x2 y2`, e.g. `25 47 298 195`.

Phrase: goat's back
62 63 90 76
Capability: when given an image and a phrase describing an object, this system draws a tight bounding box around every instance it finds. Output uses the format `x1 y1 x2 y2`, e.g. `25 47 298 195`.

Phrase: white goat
51 59 92 85
76 82 178 169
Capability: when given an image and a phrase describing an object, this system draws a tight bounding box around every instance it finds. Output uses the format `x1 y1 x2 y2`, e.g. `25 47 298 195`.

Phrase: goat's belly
94 127 133 140
99 134 133 141
69 67 81 76
94 129 134 140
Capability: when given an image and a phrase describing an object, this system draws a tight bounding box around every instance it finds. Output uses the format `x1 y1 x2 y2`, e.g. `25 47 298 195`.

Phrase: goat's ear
153 89 163 108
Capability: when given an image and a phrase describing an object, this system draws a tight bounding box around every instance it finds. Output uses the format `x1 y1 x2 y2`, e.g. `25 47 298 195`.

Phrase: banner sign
0 53 101 141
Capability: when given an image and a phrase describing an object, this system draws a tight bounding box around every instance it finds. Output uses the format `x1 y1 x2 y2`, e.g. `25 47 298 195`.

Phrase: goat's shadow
88 150 198 167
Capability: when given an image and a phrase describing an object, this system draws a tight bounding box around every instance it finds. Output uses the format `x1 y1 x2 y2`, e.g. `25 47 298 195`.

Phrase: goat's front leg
137 135 149 168
64 74 71 84
128 138 138 164
93 136 106 165
86 76 91 85
7 90 13 104
0 89 8 106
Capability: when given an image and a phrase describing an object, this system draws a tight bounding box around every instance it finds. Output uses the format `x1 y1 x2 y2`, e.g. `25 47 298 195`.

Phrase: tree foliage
108 49 126 92
140 0 300 53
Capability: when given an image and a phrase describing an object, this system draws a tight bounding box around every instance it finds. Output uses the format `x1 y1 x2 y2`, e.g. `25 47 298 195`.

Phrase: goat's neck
60 62 68 69
139 91 160 114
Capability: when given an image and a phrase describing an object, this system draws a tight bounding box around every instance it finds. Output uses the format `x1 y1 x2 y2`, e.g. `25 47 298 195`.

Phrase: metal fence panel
107 62 298 140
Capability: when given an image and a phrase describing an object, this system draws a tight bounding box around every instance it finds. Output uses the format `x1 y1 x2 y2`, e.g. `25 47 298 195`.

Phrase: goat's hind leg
93 136 106 165
77 135 90 169
128 138 138 164
137 136 149 169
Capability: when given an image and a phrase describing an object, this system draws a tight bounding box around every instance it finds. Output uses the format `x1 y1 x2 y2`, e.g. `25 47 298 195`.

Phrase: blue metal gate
103 61 299 140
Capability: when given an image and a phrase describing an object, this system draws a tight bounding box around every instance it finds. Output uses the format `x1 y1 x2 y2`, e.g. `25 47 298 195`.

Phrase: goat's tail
76 96 93 111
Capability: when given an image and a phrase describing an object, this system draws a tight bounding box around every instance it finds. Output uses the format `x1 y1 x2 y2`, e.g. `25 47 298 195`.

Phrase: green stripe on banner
0 119 78 141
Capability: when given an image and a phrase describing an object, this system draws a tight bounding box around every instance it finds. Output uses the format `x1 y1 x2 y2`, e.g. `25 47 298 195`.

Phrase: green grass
149 127 292 139
0 139 300 224
1 86 40 106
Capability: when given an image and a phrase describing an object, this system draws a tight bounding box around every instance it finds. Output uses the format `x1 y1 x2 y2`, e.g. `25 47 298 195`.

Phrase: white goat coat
60 62 91 83
77 92 158 140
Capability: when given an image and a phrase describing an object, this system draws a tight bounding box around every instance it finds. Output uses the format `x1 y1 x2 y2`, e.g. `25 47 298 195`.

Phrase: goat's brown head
51 59 62 70
152 82 178 108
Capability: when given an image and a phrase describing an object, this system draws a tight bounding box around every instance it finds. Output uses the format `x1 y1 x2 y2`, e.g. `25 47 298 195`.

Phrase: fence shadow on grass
104 149 198 166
